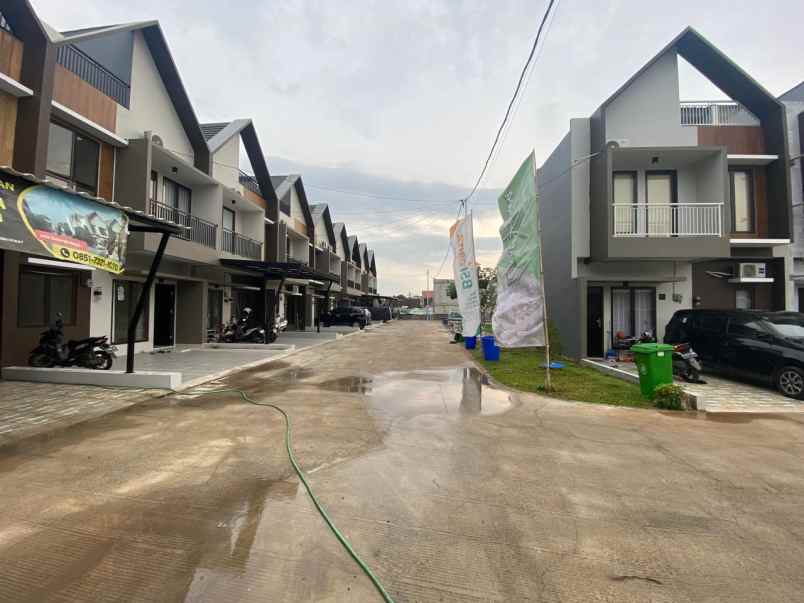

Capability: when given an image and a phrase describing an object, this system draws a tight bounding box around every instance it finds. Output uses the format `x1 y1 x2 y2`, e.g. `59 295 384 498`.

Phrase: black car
320 307 367 329
664 309 804 399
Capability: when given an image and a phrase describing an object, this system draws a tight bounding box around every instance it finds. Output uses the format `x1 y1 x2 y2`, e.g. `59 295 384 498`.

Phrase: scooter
221 307 271 344
671 343 704 383
29 315 116 369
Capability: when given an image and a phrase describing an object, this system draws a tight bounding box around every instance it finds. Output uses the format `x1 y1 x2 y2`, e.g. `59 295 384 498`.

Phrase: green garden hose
177 388 396 603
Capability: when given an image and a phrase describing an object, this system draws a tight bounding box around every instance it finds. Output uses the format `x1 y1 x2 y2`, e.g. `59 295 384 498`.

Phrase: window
766 315 804 339
646 171 676 235
727 316 766 338
163 178 191 214
46 122 100 194
613 171 637 234
18 268 77 327
730 169 754 233
735 289 753 310
222 207 235 231
150 171 158 203
612 287 655 340
113 280 149 344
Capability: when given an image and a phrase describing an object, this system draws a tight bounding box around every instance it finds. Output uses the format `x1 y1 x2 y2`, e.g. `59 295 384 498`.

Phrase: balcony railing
680 101 759 127
238 170 261 196
56 44 131 107
148 200 217 247
222 228 262 259
613 203 723 238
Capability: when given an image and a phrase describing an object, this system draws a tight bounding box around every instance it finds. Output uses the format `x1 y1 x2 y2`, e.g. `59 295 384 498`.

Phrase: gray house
779 82 804 310
539 27 792 359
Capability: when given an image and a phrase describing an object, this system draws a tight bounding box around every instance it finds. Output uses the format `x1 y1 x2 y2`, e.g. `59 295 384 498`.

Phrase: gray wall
175 280 206 344
783 100 804 257
538 131 582 358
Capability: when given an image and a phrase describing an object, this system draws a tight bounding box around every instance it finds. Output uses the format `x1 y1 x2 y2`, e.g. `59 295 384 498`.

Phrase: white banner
449 212 481 337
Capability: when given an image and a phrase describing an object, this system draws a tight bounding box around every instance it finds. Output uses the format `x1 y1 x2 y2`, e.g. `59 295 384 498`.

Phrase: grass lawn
472 347 650 408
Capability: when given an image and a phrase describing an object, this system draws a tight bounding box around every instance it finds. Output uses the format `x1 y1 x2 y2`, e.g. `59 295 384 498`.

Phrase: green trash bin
631 342 674 398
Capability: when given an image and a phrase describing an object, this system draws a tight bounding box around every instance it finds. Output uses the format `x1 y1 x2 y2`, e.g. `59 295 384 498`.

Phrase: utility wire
464 0 557 206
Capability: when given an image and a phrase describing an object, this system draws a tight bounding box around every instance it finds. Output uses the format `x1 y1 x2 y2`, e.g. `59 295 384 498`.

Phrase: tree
477 266 497 324
446 281 457 299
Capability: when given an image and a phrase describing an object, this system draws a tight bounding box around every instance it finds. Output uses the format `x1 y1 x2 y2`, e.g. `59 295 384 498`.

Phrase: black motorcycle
29 315 116 370
671 342 704 383
221 307 274 344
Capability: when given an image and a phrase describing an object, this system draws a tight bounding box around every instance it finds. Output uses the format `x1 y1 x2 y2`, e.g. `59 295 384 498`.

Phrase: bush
652 383 685 410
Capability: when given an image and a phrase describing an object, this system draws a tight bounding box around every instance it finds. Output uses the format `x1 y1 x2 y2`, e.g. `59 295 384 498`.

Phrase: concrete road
1 321 803 602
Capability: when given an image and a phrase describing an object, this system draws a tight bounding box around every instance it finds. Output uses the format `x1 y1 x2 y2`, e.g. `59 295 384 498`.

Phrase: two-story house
345 234 363 303
779 82 804 310
539 28 792 359
309 203 341 312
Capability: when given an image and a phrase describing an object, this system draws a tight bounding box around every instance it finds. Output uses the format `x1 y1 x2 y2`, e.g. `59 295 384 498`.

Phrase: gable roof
274 174 314 231
200 118 277 204
333 222 350 258
347 235 361 266
49 19 210 173
358 242 368 269
779 81 804 103
367 249 376 275
310 203 336 247
599 27 785 123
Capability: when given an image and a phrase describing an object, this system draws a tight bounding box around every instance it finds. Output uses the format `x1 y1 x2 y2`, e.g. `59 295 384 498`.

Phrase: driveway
1 321 803 602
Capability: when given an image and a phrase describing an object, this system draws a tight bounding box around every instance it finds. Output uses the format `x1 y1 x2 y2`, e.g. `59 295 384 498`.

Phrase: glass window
634 289 654 337
646 172 675 235
113 281 149 344
727 316 766 338
150 171 158 203
613 172 636 204
46 123 73 178
612 288 632 339
766 316 804 339
223 207 235 231
72 134 99 191
18 269 76 327
731 170 754 233
735 289 753 310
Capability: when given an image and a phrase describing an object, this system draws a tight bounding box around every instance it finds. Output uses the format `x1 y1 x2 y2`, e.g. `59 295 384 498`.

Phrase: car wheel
776 366 804 399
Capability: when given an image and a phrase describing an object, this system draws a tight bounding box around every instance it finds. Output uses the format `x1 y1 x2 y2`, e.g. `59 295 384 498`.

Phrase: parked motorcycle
221 307 273 344
29 315 116 369
671 342 704 383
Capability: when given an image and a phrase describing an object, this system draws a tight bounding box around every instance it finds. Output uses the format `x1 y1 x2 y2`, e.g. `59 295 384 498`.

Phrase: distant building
433 278 459 316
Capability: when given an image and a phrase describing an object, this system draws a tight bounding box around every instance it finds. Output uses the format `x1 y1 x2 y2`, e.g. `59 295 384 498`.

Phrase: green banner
492 152 546 347
0 173 128 273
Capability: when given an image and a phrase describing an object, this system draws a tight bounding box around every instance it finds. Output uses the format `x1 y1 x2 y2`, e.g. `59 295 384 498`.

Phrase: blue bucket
464 336 477 350
483 344 501 361
481 335 496 353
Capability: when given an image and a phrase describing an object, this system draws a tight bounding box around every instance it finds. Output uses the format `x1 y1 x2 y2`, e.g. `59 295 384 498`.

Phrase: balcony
613 203 723 238
223 228 262 260
149 200 217 248
680 101 759 127
238 170 260 196
56 44 131 108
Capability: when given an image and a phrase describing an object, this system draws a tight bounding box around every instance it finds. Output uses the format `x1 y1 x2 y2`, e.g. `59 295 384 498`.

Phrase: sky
31 0 804 295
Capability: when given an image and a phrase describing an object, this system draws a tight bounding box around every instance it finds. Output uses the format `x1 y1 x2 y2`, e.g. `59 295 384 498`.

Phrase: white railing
680 101 759 126
613 203 723 237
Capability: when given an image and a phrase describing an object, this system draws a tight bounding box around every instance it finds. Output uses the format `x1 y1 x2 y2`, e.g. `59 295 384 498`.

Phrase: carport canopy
220 259 340 283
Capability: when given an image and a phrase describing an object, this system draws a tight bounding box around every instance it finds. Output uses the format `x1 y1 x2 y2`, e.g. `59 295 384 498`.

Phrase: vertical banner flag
492 152 546 347
449 211 481 337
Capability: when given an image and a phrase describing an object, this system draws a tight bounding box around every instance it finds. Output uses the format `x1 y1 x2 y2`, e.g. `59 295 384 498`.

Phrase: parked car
320 307 367 329
664 309 804 398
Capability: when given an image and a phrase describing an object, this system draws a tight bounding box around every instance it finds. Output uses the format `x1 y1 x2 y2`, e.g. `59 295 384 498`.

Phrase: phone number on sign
66 249 122 272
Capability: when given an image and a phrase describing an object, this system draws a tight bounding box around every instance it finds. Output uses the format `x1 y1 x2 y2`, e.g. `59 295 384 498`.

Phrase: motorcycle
29 315 116 369
221 307 272 344
671 342 704 383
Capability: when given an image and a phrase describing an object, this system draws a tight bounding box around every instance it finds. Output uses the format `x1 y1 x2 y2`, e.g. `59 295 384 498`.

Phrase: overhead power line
464 0 557 205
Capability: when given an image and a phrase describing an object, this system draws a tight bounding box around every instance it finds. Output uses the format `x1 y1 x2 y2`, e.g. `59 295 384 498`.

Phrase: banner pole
533 155 552 391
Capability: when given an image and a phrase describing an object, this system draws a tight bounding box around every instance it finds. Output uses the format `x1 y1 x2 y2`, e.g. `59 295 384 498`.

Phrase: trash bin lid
630 343 675 354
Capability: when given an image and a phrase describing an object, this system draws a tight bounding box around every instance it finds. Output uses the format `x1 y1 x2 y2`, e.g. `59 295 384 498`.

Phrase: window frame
729 168 755 234
45 121 100 195
612 171 638 234
222 207 236 232
112 280 150 344
610 286 657 341
645 170 678 235
17 267 78 327
162 177 192 214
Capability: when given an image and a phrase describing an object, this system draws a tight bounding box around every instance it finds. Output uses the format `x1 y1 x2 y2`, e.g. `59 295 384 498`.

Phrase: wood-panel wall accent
698 126 766 154
242 187 267 210
0 30 23 80
53 65 117 132
294 219 309 238
98 143 115 201
0 92 17 165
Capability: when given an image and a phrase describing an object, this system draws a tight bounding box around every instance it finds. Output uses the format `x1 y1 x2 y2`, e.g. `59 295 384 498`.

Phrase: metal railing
56 44 131 107
222 228 262 259
612 203 723 237
238 170 261 196
0 11 12 33
680 101 759 126
148 200 217 247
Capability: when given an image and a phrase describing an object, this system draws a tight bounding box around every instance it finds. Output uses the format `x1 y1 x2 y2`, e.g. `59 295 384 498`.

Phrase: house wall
538 130 582 357
53 64 117 131
784 101 804 258
89 269 156 354
570 118 591 267
212 135 239 189
288 186 308 236
0 91 18 165
605 51 697 148
116 31 193 159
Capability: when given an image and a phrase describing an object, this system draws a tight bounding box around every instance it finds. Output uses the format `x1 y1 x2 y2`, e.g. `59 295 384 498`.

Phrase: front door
587 286 604 357
154 283 175 347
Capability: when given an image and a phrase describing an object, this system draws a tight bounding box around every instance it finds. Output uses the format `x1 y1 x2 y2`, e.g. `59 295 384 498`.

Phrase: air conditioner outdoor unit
738 263 767 279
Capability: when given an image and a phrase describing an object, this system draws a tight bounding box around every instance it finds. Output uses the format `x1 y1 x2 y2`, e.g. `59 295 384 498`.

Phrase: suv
664 309 804 398
320 307 367 329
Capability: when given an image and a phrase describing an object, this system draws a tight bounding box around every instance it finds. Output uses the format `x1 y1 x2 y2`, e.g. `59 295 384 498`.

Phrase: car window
727 316 767 338
765 316 804 339
697 313 726 333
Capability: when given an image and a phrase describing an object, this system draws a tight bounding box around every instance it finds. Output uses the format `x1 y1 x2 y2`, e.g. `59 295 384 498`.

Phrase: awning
220 259 340 283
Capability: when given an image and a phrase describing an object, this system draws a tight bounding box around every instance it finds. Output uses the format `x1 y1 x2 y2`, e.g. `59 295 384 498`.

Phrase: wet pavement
2 321 804 601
